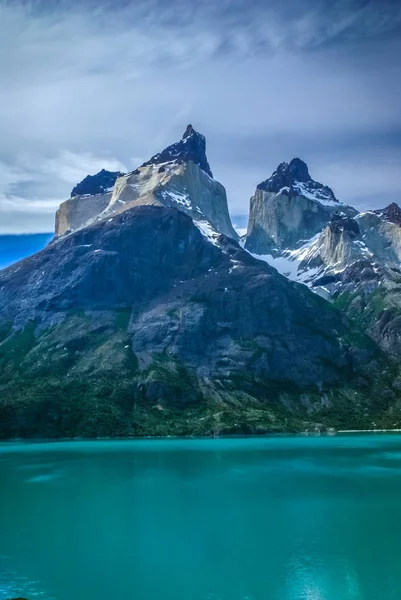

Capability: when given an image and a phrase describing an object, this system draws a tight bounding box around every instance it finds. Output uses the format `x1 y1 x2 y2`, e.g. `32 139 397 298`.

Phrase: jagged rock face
373 203 401 226
105 159 238 239
141 124 213 178
71 169 123 197
261 207 401 358
245 159 357 253
329 213 360 237
257 158 337 203
55 192 112 237
0 205 395 438
298 214 363 279
356 211 401 266
54 126 237 241
55 169 123 237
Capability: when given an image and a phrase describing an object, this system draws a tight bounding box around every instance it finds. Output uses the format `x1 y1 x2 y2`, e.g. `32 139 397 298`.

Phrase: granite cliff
245 159 357 254
55 126 237 240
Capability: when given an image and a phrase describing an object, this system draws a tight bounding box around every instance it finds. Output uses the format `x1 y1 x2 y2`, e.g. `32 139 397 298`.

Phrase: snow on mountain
245 158 357 255
55 126 238 241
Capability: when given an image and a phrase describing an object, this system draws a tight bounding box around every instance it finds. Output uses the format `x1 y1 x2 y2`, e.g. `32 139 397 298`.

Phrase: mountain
245 158 357 254
2 136 401 438
312 209 401 357
55 125 237 240
1 202 399 438
244 161 401 357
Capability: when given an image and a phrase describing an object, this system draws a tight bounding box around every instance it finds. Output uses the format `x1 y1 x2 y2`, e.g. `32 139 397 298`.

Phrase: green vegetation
334 288 388 333
0 311 400 440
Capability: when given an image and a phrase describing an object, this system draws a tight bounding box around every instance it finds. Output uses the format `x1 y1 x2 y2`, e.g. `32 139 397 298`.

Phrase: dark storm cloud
0 0 400 232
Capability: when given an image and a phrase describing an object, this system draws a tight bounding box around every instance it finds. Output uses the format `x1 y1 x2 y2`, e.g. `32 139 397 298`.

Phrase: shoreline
2 429 401 446
337 429 401 433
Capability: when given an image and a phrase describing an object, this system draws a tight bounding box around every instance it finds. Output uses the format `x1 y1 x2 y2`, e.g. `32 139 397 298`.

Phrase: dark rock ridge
141 124 213 178
71 169 124 197
328 213 360 237
257 158 337 203
0 204 397 438
373 203 401 227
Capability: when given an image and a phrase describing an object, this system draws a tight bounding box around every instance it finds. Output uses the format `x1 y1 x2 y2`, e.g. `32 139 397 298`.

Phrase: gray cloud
0 0 400 232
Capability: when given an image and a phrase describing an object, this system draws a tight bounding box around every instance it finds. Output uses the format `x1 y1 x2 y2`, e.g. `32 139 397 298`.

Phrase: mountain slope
0 204 399 438
271 208 401 358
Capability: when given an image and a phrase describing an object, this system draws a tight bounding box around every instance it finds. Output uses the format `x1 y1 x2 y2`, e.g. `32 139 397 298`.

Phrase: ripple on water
25 473 60 484
0 556 53 600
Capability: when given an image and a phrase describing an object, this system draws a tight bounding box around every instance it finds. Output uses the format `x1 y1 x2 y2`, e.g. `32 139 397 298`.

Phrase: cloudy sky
0 0 400 233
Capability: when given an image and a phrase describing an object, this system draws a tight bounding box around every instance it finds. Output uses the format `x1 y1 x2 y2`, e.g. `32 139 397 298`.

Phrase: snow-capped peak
257 158 338 205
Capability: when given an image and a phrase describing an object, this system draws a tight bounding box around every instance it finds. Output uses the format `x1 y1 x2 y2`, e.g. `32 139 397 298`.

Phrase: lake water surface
1 435 401 600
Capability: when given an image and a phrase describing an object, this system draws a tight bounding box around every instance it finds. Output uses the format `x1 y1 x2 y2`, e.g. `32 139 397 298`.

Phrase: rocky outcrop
55 192 112 237
373 203 401 226
105 159 238 239
297 214 365 282
54 126 237 241
71 169 123 197
257 158 337 202
141 124 213 177
55 169 123 237
0 204 397 438
245 159 357 253
356 210 401 266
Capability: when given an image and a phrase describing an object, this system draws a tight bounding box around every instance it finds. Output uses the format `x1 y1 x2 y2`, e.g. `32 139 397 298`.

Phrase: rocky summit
55 125 236 240
141 124 213 178
245 158 357 254
1 132 401 439
257 158 337 203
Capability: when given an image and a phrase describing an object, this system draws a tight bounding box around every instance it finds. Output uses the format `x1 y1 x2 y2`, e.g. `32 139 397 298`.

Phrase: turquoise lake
1 435 401 600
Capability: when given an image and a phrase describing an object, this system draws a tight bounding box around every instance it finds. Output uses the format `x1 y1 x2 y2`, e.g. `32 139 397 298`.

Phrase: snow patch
195 220 221 246
292 181 343 207
242 234 323 286
161 189 191 208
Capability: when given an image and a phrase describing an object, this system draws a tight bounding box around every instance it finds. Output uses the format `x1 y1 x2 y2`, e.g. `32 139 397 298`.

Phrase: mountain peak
141 125 213 178
374 203 401 226
287 158 310 182
257 158 337 203
182 124 197 139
